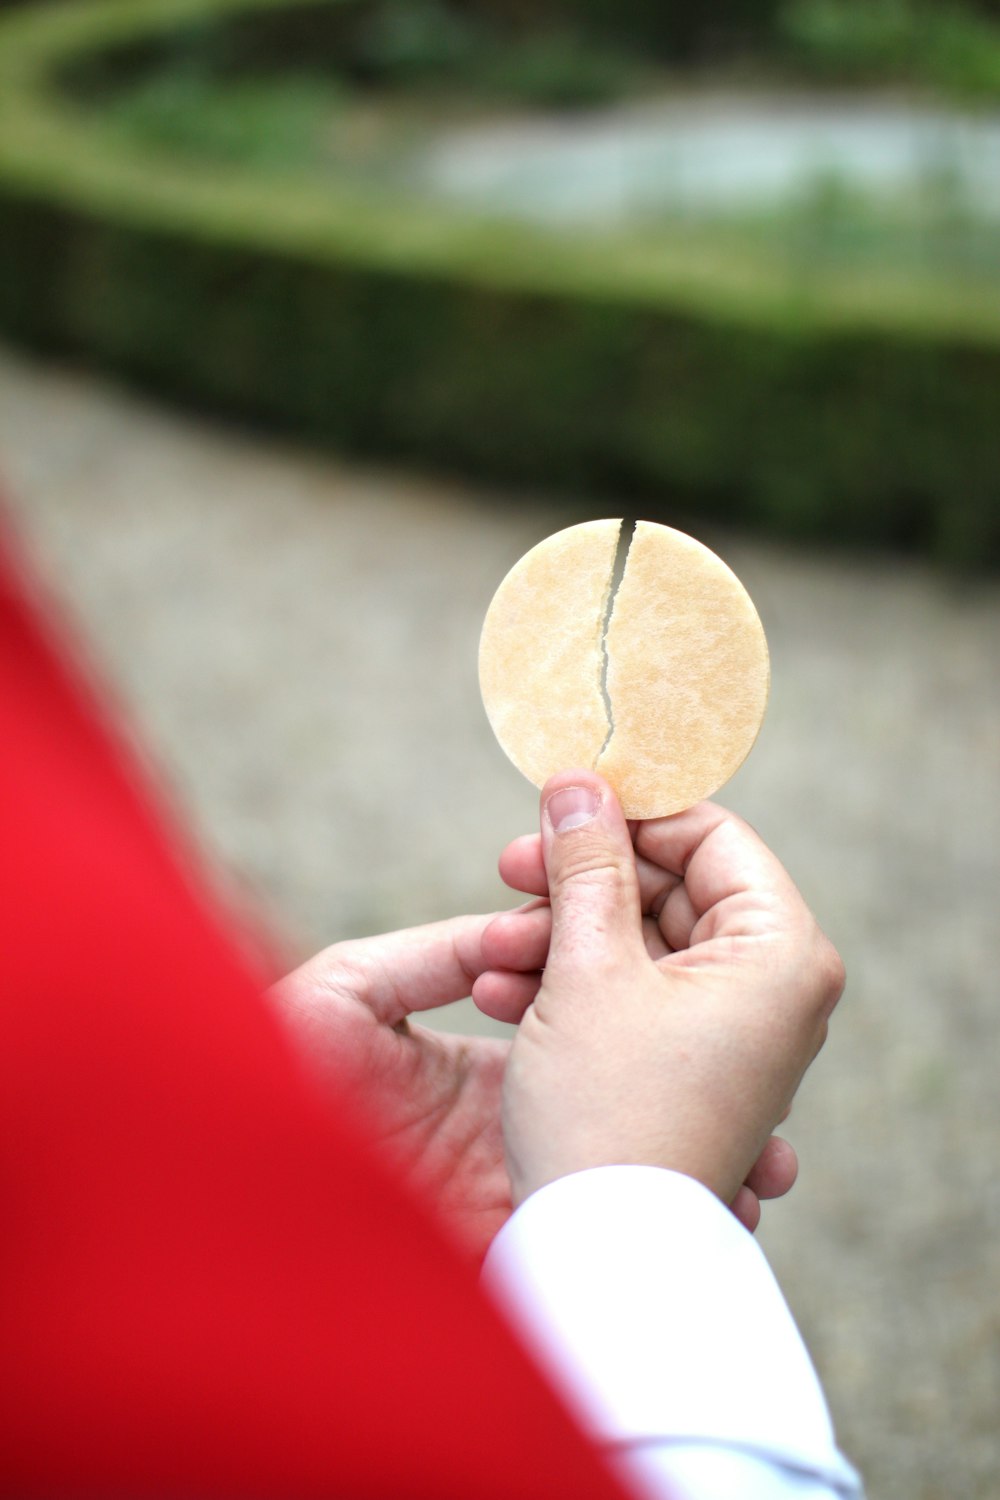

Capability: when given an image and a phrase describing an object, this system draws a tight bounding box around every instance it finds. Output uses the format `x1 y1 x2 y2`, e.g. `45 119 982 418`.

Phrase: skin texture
485 771 844 1211
270 916 515 1258
268 773 838 1261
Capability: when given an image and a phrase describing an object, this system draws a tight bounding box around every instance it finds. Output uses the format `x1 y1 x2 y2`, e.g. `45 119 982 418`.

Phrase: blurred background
1 1 999 1496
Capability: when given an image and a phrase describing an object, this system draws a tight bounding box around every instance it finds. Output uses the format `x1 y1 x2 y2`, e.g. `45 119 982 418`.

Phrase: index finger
635 803 811 946
276 913 511 1030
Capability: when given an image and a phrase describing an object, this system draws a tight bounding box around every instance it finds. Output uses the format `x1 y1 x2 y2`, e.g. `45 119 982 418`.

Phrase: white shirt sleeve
482 1166 863 1500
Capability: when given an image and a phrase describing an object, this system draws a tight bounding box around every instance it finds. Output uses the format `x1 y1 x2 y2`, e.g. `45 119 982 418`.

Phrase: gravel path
2 343 999 1499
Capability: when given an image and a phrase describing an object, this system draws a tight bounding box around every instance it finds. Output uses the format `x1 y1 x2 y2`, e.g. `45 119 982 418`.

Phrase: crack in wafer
596 518 635 762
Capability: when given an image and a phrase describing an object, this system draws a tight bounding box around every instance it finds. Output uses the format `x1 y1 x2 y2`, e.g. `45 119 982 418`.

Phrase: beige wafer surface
478 519 769 818
596 521 770 816
478 519 620 789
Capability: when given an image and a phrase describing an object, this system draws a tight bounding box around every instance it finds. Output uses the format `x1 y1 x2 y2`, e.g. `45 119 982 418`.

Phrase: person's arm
474 771 861 1498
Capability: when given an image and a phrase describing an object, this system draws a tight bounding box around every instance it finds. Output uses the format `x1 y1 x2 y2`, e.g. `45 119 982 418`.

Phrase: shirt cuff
482 1166 861 1495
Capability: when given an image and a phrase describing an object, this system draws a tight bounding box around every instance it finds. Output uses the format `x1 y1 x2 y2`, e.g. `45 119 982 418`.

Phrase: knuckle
815 936 847 1012
552 848 629 895
810 1017 830 1061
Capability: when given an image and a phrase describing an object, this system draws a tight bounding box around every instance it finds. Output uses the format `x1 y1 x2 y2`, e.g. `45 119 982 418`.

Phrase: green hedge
446 0 785 59
779 0 1000 100
0 0 998 565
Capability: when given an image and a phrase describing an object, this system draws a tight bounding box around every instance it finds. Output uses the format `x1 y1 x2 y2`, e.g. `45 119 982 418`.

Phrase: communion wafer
478 520 769 818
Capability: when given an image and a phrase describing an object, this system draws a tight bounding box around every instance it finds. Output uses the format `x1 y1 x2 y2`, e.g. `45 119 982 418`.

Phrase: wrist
507 1144 744 1213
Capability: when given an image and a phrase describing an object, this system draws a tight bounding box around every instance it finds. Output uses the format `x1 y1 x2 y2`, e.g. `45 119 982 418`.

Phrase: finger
481 903 551 974
498 834 548 898
654 878 700 953
642 915 671 961
634 801 750 884
281 913 515 1029
635 803 810 944
730 1185 761 1234
540 770 645 984
744 1136 799 1201
486 904 669 969
501 832 683 918
472 968 542 1025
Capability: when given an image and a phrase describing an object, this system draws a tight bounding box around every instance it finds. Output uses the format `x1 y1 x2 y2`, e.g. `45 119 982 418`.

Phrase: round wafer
478 520 769 818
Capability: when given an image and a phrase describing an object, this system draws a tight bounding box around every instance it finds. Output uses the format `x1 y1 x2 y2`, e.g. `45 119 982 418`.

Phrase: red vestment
0 530 625 1499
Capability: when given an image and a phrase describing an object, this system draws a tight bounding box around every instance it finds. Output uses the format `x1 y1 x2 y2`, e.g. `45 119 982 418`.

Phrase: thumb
540 770 644 983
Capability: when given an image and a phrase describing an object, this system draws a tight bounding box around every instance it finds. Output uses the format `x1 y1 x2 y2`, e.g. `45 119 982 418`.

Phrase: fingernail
546 785 600 834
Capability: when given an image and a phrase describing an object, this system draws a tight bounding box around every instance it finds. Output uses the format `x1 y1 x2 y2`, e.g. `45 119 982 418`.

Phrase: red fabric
0 533 626 1500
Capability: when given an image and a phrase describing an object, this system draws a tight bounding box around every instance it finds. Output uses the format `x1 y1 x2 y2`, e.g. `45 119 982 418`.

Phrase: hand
473 771 844 1224
269 918 519 1262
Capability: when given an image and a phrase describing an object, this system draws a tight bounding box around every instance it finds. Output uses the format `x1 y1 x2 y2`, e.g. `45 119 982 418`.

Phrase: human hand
473 771 844 1225
269 918 526 1262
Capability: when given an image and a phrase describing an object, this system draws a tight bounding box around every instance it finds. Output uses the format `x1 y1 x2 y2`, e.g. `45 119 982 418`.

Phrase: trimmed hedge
0 0 998 564
446 0 786 59
779 0 1000 101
